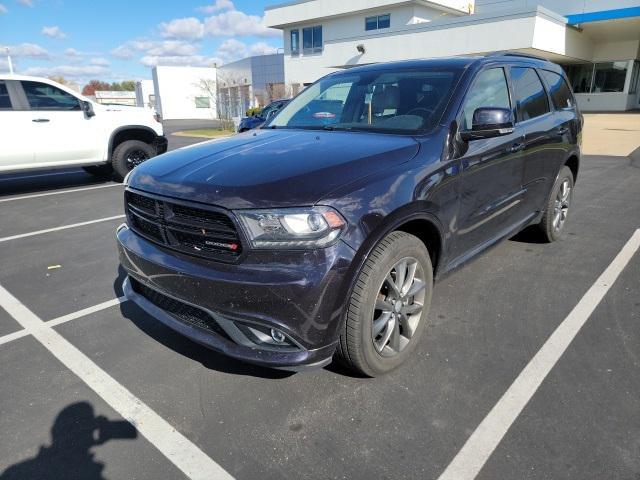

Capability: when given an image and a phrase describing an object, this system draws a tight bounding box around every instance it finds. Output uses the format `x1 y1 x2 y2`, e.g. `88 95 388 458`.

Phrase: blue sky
0 0 283 87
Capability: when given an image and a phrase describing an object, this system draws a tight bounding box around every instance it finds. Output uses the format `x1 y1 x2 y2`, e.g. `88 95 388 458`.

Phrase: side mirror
460 107 514 141
81 100 95 118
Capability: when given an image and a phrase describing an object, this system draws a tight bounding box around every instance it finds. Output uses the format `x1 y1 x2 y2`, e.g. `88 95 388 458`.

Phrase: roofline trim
566 6 640 25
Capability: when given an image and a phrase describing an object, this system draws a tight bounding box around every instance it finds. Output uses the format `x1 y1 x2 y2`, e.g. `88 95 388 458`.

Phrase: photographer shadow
0 402 136 480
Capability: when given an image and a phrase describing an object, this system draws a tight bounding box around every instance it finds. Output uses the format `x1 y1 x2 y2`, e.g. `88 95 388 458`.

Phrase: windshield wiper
322 124 352 131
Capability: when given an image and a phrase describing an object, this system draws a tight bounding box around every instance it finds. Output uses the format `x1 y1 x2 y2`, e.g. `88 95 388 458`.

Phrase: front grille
130 278 231 341
125 190 242 262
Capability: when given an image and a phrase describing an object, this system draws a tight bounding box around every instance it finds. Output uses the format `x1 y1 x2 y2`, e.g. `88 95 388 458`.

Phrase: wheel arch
109 126 158 159
565 154 579 182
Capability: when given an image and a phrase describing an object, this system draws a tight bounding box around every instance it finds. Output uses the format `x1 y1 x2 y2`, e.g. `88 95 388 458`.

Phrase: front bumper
153 135 168 155
116 224 355 370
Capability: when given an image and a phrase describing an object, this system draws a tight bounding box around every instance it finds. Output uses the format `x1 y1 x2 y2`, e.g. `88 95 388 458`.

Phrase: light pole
5 47 13 74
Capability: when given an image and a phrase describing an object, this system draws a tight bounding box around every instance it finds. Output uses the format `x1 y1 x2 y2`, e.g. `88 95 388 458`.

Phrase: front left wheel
336 231 433 377
111 140 155 181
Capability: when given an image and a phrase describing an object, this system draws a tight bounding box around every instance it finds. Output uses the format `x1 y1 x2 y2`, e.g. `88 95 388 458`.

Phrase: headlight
235 206 345 249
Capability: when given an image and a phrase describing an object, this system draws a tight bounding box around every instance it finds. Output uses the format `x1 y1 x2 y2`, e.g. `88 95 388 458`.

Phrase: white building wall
152 66 217 120
475 0 640 15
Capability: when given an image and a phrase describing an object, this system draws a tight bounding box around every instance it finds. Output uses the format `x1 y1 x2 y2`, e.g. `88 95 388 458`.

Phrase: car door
19 80 102 166
508 66 560 213
452 66 527 261
0 79 36 170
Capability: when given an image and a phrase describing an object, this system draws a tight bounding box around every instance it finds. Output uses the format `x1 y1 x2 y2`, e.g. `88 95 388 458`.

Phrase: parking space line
0 283 233 480
46 297 126 328
0 215 125 243
0 329 30 346
0 297 126 348
0 183 122 203
437 229 640 480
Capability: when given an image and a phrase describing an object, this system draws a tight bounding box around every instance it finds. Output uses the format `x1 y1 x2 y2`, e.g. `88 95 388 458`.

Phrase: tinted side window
461 68 511 130
540 70 574 110
510 67 549 121
0 81 11 110
22 81 81 111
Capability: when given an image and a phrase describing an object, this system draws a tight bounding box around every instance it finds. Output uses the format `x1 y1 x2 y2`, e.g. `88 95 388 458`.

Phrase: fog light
270 328 286 343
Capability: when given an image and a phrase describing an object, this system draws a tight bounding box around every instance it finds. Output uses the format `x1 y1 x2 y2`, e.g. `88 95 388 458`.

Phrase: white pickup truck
0 75 167 180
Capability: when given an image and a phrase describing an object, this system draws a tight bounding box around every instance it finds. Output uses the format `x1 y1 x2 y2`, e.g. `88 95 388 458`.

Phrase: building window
564 61 630 94
291 29 300 56
195 97 211 108
365 14 391 31
302 25 322 54
593 61 628 93
630 61 639 94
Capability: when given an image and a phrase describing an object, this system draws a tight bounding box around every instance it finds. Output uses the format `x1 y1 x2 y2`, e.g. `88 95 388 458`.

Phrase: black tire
336 231 433 377
82 164 113 177
111 140 155 181
538 166 574 242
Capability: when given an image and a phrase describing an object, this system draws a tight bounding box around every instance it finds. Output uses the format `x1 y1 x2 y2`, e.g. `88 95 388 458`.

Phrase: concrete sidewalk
582 113 640 157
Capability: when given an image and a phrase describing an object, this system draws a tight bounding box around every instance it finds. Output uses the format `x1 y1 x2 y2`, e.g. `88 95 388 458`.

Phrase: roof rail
486 51 548 61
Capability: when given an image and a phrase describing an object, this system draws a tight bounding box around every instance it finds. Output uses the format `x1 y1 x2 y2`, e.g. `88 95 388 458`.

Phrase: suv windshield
269 66 462 134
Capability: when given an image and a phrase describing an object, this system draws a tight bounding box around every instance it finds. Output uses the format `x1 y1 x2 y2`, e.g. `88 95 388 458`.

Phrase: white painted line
0 183 122 203
0 297 127 347
0 283 233 480
0 215 125 243
0 328 29 346
438 229 640 480
0 171 79 182
46 297 126 328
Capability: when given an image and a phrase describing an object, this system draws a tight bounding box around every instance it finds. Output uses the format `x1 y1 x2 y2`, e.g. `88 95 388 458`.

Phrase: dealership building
265 0 640 111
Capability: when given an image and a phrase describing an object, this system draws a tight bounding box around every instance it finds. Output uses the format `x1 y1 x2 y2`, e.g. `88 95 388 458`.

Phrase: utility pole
5 47 13 74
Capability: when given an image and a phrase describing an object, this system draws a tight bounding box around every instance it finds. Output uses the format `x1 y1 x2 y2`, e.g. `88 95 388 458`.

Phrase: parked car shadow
0 168 116 198
509 225 549 244
0 401 136 480
113 267 293 380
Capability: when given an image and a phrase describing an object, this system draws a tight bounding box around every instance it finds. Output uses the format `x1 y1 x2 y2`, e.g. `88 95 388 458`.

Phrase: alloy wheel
372 257 426 357
126 149 150 170
553 179 571 232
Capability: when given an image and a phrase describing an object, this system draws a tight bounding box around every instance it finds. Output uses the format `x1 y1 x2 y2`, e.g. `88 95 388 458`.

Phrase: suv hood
128 129 420 210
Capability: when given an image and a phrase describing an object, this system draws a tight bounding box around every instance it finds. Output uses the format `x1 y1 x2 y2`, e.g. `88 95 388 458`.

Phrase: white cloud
111 39 199 60
23 64 110 79
1 42 50 59
90 57 110 66
204 10 280 38
249 42 278 56
159 17 204 39
140 55 217 68
17 0 33 6
42 25 67 39
196 0 234 14
216 38 247 62
0 4 8 14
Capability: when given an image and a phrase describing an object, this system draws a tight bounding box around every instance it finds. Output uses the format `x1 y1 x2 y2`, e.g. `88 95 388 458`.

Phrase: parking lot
1 126 639 479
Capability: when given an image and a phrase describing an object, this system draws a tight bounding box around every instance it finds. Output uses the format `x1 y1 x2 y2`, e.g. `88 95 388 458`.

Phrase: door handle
32 118 50 123
557 127 569 135
508 143 525 153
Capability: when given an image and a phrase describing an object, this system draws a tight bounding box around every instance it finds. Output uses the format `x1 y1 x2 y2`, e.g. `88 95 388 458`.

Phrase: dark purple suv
117 53 581 376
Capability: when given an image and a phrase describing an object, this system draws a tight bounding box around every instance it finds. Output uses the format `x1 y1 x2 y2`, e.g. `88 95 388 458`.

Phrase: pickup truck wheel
538 166 574 242
82 164 113 177
111 140 155 181
336 231 433 377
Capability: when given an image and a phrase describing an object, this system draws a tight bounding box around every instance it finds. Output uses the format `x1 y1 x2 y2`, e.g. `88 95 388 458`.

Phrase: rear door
0 80 35 170
19 80 102 165
453 66 527 260
509 66 561 212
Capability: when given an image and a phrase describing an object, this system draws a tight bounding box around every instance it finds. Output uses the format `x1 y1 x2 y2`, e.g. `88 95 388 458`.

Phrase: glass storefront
564 61 631 94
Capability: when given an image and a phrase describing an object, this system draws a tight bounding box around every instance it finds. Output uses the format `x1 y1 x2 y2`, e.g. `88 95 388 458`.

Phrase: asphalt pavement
0 139 638 480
